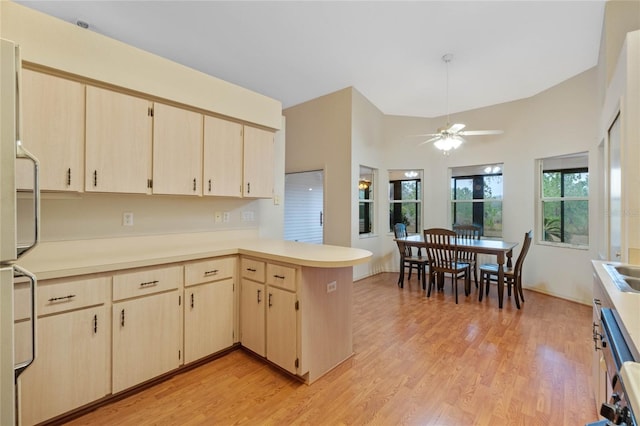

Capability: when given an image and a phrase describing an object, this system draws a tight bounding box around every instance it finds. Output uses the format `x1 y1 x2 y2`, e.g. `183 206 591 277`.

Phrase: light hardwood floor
62 272 598 425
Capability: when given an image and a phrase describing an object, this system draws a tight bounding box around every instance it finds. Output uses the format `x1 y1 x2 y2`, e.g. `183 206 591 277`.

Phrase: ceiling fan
415 54 503 153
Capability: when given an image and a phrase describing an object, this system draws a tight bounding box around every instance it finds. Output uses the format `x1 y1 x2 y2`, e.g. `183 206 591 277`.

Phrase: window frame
538 158 589 249
359 166 376 236
388 171 422 234
450 168 503 238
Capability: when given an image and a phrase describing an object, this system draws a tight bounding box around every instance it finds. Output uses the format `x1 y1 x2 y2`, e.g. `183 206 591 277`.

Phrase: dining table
396 234 519 309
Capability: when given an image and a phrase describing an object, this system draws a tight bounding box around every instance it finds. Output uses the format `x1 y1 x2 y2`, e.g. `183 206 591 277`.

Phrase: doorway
284 170 324 244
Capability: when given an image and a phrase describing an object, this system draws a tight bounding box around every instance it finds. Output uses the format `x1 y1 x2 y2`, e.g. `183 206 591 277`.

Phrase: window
539 153 589 247
359 166 375 235
451 164 503 237
388 170 422 233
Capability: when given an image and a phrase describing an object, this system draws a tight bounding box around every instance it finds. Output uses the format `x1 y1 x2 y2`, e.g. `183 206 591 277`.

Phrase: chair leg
426 269 434 297
398 261 405 288
478 272 485 301
453 274 458 304
517 277 525 303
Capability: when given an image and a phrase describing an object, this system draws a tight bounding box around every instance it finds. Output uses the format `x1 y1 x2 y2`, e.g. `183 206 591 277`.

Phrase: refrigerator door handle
15 142 39 257
13 264 36 380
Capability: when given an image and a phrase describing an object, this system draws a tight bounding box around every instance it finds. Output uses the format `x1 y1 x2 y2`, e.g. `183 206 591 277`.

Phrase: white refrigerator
0 38 40 426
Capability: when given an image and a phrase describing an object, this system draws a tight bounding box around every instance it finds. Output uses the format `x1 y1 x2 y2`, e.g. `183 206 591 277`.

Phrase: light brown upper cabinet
243 125 274 198
85 86 152 194
152 103 203 196
18 70 85 191
203 116 243 197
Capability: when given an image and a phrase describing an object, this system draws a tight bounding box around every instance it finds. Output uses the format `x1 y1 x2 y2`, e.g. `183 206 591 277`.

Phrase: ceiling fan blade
418 136 441 146
407 133 441 138
447 123 466 133
459 130 504 136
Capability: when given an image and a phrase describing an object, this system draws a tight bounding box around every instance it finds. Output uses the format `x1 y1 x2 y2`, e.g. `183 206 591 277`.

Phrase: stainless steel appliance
0 38 40 426
591 301 638 426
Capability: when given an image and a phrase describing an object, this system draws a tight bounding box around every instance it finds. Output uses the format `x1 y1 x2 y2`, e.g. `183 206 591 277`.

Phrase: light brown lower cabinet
111 266 182 394
184 278 234 364
18 276 110 426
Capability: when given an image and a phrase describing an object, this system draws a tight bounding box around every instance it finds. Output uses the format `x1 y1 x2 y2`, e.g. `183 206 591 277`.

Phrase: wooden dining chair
394 223 428 289
423 228 470 304
479 230 533 309
452 224 481 288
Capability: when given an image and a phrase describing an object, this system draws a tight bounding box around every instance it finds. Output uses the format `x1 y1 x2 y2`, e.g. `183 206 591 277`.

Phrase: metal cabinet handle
93 170 97 187
121 309 125 327
67 168 71 186
48 294 76 302
204 269 219 276
268 293 273 307
247 182 250 194
273 274 285 280
208 179 212 192
257 289 262 303
191 293 194 308
139 280 159 288
193 178 196 191
93 314 98 334
246 268 257 273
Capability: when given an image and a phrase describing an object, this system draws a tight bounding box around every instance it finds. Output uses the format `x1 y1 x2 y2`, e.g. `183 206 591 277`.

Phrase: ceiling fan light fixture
433 134 462 152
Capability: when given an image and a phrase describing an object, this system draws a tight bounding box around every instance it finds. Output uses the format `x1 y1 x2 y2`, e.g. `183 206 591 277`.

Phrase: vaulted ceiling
17 1 606 118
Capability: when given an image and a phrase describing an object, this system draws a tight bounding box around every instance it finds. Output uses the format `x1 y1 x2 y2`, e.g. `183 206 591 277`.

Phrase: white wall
283 88 352 247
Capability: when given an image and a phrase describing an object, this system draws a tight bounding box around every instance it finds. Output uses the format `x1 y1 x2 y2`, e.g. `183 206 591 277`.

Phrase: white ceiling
16 1 606 118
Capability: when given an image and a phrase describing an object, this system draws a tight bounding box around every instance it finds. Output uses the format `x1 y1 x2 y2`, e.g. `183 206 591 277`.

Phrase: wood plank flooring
62 273 598 425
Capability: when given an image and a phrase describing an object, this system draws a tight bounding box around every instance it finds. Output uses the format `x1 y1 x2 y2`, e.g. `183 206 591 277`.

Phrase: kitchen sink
615 265 640 279
604 264 640 293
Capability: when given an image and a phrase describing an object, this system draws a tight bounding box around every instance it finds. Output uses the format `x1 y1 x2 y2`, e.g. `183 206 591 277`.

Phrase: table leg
497 253 504 309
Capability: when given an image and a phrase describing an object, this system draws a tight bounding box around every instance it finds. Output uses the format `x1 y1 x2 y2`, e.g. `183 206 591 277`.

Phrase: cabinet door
243 126 274 198
85 86 152 193
19 306 109 426
266 286 297 374
240 279 265 357
18 70 85 191
203 116 243 197
184 278 234 364
152 103 203 195
112 291 181 393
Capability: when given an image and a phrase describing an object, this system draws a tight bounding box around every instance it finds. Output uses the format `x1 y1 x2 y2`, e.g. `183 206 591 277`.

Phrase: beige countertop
17 232 373 280
592 260 640 359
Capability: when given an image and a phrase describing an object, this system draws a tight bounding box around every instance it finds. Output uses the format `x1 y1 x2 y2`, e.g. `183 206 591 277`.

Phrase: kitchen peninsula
16 233 371 425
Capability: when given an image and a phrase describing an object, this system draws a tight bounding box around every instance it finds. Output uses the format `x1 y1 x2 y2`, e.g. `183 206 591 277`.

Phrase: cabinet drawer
38 276 110 316
185 256 236 287
241 258 265 282
266 263 297 291
113 265 182 301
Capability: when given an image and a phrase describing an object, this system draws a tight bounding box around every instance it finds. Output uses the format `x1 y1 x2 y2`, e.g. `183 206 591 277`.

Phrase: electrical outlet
327 281 337 293
214 212 222 223
241 211 255 222
122 212 134 226
223 212 230 223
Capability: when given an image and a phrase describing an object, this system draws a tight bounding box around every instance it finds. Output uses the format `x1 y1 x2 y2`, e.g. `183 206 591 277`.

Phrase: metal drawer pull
93 314 98 334
273 274 285 280
193 178 197 191
208 179 212 192
268 293 273 307
204 269 219 276
246 268 257 272
139 280 159 287
120 309 125 327
191 293 194 308
67 168 71 186
48 294 76 302
257 289 262 303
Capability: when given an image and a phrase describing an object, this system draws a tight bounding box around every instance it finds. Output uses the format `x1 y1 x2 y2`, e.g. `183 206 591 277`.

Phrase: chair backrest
452 224 481 262
394 223 413 257
393 223 407 239
452 224 481 240
423 228 459 270
513 230 533 277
